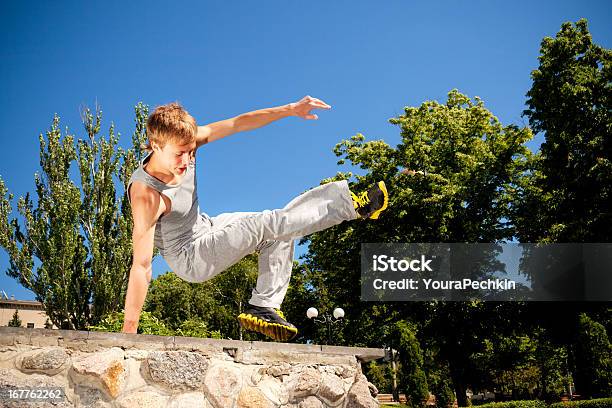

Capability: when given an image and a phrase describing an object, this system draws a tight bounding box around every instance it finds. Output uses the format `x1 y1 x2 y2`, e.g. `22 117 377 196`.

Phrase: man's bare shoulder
129 181 164 221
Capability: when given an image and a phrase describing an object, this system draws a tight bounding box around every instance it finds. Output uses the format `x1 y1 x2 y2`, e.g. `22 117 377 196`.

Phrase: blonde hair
142 102 197 152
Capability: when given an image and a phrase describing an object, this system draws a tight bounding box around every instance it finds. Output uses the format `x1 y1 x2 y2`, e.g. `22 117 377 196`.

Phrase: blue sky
1 1 610 301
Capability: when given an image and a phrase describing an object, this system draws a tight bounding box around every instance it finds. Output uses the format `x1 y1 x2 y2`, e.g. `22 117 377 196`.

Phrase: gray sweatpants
193 180 358 308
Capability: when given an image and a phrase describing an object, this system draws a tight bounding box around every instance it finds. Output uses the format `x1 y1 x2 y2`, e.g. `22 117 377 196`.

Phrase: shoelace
274 308 286 320
351 190 371 208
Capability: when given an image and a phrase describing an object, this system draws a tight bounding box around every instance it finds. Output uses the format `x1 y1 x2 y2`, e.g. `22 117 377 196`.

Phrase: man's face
153 139 196 176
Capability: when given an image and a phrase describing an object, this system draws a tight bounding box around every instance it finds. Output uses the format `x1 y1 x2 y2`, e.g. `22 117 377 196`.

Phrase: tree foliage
0 103 150 329
516 19 611 242
142 255 272 341
394 320 429 408
8 309 22 327
574 313 612 398
298 89 533 405
0 17 609 405
514 18 612 399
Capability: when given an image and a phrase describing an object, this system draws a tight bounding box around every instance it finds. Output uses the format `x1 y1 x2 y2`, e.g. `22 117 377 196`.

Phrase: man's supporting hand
121 264 152 334
122 319 139 334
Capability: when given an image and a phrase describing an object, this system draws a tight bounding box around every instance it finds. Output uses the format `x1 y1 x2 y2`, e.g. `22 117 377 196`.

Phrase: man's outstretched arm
196 95 331 147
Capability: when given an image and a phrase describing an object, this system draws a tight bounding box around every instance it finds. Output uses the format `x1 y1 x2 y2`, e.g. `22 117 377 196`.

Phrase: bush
458 398 612 408
175 317 222 339
364 360 394 394
473 400 547 408
575 314 612 398
88 310 174 335
88 310 223 338
549 397 612 408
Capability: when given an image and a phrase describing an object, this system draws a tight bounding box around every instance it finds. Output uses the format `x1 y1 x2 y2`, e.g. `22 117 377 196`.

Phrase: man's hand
288 95 331 120
122 319 138 334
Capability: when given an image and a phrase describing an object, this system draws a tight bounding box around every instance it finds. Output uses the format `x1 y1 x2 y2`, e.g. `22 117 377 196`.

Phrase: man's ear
150 141 161 152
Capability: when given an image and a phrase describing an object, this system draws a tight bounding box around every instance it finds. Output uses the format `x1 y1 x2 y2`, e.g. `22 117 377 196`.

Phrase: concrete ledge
0 326 385 362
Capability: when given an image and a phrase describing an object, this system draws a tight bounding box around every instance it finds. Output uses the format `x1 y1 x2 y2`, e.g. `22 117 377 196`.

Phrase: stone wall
0 327 383 408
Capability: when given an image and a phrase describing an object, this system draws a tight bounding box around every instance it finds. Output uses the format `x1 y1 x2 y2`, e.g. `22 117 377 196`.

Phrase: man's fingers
313 98 331 108
299 95 313 103
310 100 331 109
311 103 331 110
297 96 331 108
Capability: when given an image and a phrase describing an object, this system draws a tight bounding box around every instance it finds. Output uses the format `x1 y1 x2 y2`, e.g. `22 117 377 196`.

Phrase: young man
123 96 388 341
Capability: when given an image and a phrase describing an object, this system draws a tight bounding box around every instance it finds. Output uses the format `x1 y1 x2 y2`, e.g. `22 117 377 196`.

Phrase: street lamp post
306 307 345 345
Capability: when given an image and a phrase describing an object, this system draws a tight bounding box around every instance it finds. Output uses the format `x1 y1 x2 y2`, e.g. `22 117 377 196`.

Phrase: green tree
532 329 571 401
143 255 268 340
514 19 612 399
394 320 429 408
144 272 216 330
574 313 612 398
364 360 394 394
474 333 540 400
517 19 611 242
8 309 22 327
300 90 532 405
0 103 149 330
302 89 532 326
421 300 490 407
279 261 332 344
423 348 456 408
205 254 260 340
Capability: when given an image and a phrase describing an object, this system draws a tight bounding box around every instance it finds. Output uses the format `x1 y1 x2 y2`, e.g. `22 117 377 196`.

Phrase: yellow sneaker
237 304 298 341
351 181 389 219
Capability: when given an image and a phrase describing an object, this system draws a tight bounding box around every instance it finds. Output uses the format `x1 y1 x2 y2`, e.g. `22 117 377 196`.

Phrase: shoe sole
237 313 298 342
369 181 389 219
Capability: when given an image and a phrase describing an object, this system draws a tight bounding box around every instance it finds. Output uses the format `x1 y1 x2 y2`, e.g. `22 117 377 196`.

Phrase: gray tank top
127 152 209 274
